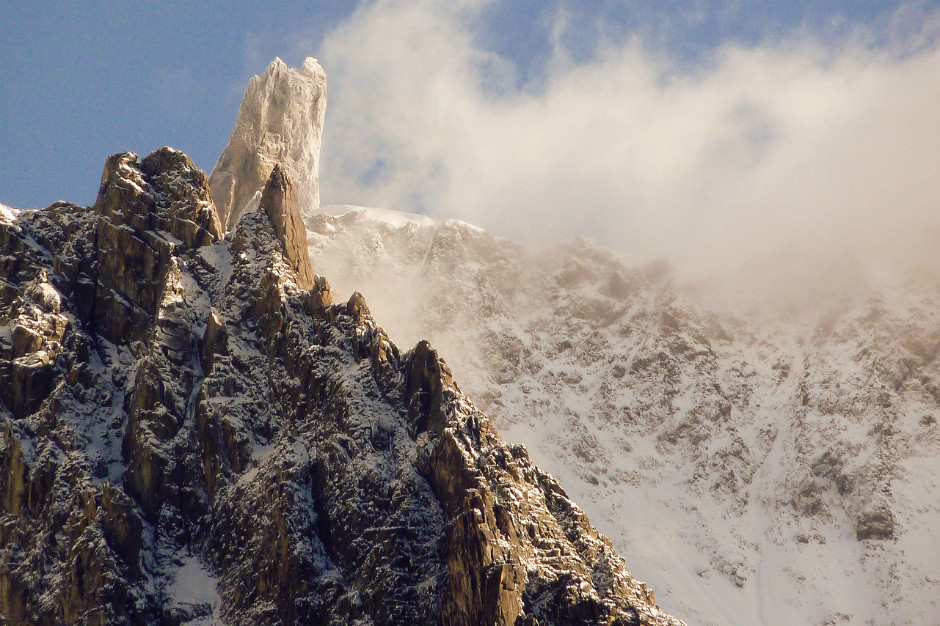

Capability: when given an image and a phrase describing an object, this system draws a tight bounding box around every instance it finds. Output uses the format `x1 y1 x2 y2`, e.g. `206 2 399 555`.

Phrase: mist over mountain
313 1 940 299
219 54 940 625
308 205 940 625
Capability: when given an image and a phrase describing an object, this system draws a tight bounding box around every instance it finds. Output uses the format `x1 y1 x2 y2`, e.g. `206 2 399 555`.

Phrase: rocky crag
209 57 327 231
0 147 683 625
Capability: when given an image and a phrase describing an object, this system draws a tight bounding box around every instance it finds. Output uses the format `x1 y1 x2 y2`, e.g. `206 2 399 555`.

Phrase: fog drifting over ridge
310 1 940 299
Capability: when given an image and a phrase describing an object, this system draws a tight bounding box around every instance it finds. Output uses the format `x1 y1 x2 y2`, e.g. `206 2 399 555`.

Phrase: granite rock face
209 57 327 231
259 165 315 290
0 149 684 625
94 148 223 344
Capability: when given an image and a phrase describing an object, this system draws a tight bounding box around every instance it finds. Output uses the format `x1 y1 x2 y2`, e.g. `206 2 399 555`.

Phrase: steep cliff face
209 57 327 231
259 164 316 290
0 150 683 625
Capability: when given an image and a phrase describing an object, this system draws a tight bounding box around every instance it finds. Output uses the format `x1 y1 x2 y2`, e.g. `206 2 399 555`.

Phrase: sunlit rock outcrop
209 57 327 231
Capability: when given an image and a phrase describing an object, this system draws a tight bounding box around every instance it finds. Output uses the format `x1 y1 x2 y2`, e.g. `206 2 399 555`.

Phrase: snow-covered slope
306 205 940 625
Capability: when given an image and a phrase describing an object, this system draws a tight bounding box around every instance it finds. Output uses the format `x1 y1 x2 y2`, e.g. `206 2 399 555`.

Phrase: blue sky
2 1 939 281
0 0 928 207
0 1 353 207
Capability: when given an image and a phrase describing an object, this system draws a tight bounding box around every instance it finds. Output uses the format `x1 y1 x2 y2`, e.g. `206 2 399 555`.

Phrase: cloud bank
311 1 940 289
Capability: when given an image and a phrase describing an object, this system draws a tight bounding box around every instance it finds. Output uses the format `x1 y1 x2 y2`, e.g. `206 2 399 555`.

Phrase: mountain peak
300 56 325 78
209 57 327 231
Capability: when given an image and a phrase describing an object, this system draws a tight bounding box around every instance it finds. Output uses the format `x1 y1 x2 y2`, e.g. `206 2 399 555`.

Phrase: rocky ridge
0 149 683 625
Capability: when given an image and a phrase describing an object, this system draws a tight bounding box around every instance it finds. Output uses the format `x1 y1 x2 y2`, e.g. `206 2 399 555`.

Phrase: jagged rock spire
209 57 327 231
259 164 315 290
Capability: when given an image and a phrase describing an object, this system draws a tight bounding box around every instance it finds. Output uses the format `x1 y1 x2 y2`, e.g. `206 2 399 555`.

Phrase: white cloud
313 0 940 290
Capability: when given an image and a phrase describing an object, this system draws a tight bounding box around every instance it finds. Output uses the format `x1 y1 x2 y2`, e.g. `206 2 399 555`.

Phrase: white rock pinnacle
209 57 327 231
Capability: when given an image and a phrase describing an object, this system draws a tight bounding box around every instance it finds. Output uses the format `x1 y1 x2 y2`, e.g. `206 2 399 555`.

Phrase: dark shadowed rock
856 505 895 541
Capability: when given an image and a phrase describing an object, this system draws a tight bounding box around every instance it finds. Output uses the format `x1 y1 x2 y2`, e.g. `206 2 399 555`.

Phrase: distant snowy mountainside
306 205 940 626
